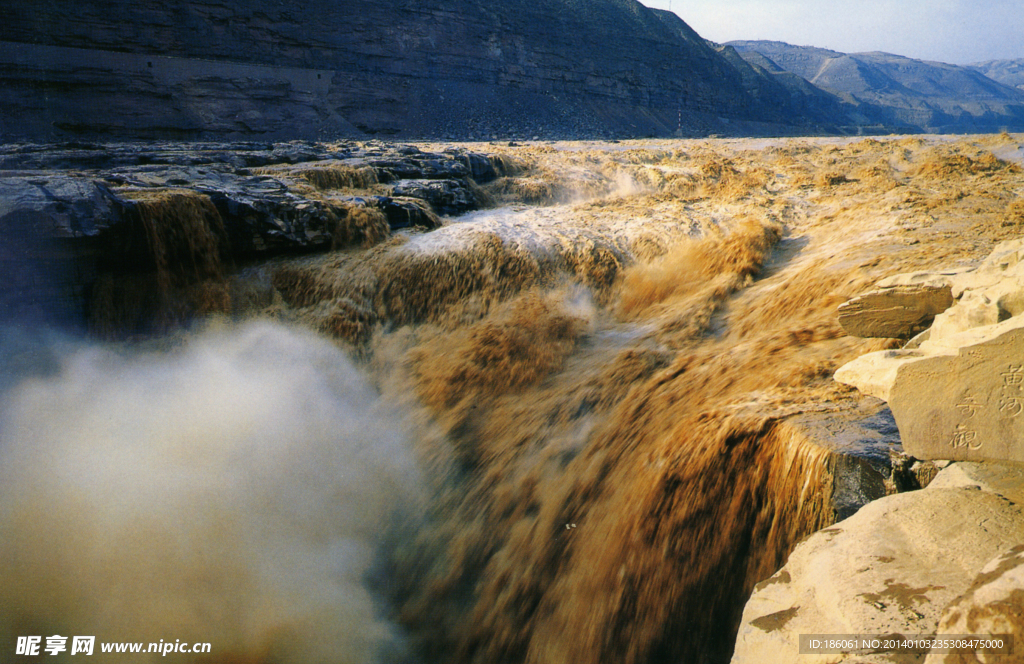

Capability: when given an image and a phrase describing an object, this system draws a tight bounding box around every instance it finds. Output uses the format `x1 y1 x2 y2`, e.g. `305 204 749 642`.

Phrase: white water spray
0 321 421 663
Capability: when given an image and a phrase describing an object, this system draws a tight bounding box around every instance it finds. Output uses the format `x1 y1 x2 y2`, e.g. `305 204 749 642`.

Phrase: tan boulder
835 238 1024 463
833 349 927 402
920 463 1024 663
924 545 1024 664
929 238 1024 339
837 271 959 339
838 314 1024 463
731 463 1024 664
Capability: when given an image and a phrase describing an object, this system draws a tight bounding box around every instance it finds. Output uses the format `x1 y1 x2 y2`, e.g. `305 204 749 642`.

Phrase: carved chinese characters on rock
950 392 981 451
950 366 1024 452
999 364 1023 418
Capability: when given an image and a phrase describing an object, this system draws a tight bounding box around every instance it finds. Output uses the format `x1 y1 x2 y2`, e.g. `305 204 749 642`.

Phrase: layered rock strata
0 0 838 141
0 141 499 331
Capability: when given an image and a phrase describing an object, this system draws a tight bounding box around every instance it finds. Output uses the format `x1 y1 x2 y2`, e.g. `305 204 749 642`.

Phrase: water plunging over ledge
3 134 1023 663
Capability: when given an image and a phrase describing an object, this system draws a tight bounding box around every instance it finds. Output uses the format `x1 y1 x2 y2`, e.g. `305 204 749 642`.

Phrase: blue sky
642 0 1024 65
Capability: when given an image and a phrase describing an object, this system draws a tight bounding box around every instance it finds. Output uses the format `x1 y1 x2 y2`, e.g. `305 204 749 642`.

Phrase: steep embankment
0 0 836 141
729 40 1024 133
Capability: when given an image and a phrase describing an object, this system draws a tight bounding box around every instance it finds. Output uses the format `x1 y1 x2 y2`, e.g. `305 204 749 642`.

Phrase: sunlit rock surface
925 544 1024 664
836 271 959 339
836 239 1024 462
731 462 1024 664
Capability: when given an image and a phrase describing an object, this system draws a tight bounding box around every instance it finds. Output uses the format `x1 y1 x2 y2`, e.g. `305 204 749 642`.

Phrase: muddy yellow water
259 134 1022 664
4 134 1024 664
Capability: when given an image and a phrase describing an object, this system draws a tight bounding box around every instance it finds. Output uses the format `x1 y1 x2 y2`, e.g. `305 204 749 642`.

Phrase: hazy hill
728 40 1024 133
969 59 1024 91
0 0 841 141
711 43 870 131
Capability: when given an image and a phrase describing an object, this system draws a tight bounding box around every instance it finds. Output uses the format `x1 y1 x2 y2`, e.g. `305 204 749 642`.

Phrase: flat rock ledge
836 271 961 339
731 462 1024 664
835 238 1024 463
0 141 508 329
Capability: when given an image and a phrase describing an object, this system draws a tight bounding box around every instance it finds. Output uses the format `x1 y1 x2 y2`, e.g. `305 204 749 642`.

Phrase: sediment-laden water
2 135 1023 663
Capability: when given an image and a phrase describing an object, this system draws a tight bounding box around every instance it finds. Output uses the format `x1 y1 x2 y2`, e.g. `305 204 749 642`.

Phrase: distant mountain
969 60 1024 91
728 40 1024 133
711 43 860 130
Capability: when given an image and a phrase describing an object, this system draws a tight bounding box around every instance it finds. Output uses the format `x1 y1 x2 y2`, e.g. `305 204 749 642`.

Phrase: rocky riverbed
733 234 1024 664
0 140 507 334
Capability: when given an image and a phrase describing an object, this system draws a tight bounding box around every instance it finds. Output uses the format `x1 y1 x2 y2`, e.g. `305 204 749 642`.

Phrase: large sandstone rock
925 545 1024 664
835 239 1024 463
837 271 960 339
731 462 1024 664
929 240 1024 340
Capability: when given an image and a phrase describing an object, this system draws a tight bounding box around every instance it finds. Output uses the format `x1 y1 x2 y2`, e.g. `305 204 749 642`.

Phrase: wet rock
731 462 1024 664
782 398 902 520
0 176 122 325
390 179 480 216
0 141 495 329
0 175 125 237
203 189 339 255
462 152 500 184
100 166 357 254
837 271 959 339
369 155 470 181
373 197 441 230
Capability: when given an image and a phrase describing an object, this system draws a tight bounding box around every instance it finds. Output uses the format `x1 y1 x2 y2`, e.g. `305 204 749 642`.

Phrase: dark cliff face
0 0 834 140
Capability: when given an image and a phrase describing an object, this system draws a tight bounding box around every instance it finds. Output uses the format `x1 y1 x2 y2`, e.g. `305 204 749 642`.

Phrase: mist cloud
0 321 422 663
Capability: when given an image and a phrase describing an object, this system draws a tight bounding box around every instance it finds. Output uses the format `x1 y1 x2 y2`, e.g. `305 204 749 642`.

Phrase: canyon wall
0 0 835 141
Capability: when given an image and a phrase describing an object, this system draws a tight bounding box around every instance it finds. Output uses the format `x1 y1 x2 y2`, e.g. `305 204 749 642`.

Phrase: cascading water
3 135 1023 664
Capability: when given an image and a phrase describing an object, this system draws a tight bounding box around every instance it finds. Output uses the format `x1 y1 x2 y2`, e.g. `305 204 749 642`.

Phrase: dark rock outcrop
0 0 844 141
0 141 492 332
782 399 904 521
